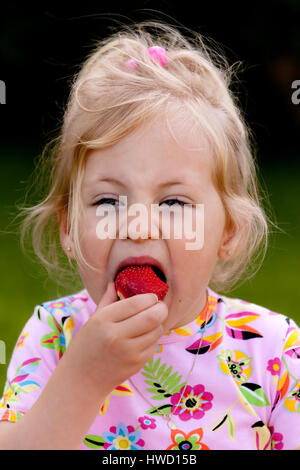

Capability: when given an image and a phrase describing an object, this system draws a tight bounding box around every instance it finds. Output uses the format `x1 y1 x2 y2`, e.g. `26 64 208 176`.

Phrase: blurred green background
1 1 300 395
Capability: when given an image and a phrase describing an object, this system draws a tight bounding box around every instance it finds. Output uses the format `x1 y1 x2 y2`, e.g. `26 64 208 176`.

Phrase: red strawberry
115 265 168 301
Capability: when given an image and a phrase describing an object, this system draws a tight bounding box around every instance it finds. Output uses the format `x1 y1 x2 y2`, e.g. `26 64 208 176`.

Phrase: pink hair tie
124 46 168 71
125 58 138 70
147 46 168 67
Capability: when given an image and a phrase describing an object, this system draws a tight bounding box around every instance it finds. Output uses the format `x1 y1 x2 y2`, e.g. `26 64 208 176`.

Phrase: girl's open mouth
114 264 168 301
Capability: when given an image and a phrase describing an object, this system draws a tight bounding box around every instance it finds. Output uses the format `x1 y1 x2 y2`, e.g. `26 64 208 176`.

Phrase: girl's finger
99 292 159 322
119 301 168 338
97 282 119 310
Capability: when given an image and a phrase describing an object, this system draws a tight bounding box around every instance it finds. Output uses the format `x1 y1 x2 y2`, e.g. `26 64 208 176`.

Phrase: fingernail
153 294 159 303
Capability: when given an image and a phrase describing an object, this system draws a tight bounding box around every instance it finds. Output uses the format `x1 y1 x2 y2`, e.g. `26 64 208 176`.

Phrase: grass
0 146 299 395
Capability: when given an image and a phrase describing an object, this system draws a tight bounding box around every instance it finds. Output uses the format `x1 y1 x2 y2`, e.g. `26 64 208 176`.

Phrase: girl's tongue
115 265 168 301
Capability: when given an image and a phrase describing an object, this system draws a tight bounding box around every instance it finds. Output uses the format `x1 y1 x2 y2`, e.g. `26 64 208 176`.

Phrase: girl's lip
114 256 167 282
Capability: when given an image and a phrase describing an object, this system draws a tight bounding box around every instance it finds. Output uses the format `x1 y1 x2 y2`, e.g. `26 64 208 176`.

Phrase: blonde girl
0 20 299 450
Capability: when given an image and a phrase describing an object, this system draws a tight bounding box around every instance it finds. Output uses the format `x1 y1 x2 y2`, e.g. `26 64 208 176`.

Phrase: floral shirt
1 287 300 450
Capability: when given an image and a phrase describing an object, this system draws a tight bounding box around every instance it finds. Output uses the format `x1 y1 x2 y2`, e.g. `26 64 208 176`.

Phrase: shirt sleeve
268 316 300 450
0 304 63 423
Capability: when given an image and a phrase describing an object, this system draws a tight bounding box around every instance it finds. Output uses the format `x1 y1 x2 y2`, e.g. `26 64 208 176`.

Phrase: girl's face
62 114 231 331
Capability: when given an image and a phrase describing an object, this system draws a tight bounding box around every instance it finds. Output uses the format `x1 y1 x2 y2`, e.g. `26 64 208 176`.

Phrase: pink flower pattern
171 384 213 421
138 416 157 430
270 426 284 450
267 358 281 376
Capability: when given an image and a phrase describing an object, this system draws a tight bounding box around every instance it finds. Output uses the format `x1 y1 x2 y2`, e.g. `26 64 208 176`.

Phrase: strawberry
115 265 168 301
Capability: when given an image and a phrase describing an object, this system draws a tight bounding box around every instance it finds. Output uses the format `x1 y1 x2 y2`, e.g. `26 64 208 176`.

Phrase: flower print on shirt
217 348 269 407
283 322 300 359
141 357 187 417
2 287 300 450
251 421 272 450
42 292 88 317
267 358 281 376
186 331 223 356
166 427 209 450
0 358 41 410
100 382 134 416
84 422 145 450
271 318 300 412
16 333 29 349
186 295 223 356
141 359 214 421
138 416 157 430
269 426 284 450
170 384 213 421
40 314 74 359
102 422 145 450
217 349 252 385
225 311 263 340
284 381 300 413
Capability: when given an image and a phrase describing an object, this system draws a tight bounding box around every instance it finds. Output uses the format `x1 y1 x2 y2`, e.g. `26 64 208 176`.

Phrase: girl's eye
93 198 188 207
160 199 186 207
93 198 119 206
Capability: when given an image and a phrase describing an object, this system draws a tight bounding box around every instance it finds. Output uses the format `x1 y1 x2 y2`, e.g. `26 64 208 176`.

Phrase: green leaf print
157 363 167 381
164 372 183 393
84 434 106 449
239 383 270 407
40 314 65 359
211 413 235 441
142 358 186 400
145 404 173 416
227 413 235 441
144 357 160 374
212 414 228 431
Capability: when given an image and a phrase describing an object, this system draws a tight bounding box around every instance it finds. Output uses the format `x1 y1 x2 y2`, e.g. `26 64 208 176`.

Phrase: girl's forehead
119 110 210 152
84 113 213 175
84 142 212 190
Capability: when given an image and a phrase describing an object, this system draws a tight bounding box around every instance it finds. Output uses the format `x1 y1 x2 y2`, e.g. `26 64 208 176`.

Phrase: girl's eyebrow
97 177 126 187
97 177 186 188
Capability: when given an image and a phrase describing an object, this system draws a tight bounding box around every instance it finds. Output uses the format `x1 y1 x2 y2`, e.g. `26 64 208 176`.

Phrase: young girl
0 20 299 450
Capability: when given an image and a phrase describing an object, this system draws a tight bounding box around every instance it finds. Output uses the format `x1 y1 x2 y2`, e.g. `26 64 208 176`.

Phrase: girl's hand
64 282 168 394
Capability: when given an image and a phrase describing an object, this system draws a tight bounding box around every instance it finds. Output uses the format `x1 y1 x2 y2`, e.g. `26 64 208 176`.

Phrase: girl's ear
218 212 249 261
57 209 74 258
217 218 237 261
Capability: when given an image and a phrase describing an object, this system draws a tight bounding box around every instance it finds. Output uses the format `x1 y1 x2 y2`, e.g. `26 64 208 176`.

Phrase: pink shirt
1 287 300 450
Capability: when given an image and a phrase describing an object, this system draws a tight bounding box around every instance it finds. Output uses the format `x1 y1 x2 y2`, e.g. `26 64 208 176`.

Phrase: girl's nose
118 201 161 241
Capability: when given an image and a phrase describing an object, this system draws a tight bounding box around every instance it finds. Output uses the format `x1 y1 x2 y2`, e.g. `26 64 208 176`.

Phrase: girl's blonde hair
18 20 271 293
